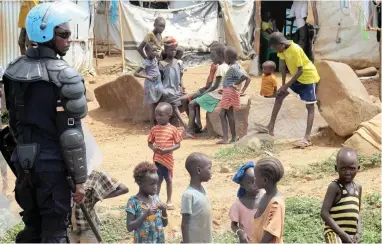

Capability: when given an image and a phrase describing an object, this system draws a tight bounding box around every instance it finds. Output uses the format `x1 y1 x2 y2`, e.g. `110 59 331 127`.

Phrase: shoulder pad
3 56 50 83
45 59 71 87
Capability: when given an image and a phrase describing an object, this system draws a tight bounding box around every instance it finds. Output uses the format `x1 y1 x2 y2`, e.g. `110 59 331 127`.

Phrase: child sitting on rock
261 61 278 98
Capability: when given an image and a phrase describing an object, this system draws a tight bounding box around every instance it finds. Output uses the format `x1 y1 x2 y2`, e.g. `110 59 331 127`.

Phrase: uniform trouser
14 161 71 243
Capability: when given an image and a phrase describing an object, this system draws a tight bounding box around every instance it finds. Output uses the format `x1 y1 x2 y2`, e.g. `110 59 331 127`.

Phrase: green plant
98 207 132 243
167 231 236 243
0 223 24 243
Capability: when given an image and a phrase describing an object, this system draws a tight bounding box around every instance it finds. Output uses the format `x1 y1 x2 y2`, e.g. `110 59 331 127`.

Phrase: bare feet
293 138 312 148
166 203 175 210
216 140 230 144
254 123 274 136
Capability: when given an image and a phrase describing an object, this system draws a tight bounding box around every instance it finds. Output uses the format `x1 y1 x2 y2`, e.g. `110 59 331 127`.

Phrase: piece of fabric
72 170 119 231
159 60 184 107
155 162 172 181
142 58 163 104
208 63 230 100
289 1 308 29
232 161 255 197
144 32 163 56
195 93 220 113
288 81 317 104
163 37 178 47
18 0 38 28
253 197 285 243
220 87 241 110
261 74 278 97
70 229 98 243
223 62 246 88
126 195 165 243
181 186 212 243
277 42 320 84
148 124 182 175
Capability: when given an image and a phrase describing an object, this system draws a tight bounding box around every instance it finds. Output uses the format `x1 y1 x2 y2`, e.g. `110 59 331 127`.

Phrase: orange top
206 63 218 86
253 197 285 243
148 124 182 173
260 74 277 97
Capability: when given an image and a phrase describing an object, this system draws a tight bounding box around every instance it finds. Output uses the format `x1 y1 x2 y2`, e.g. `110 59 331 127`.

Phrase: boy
148 102 182 210
321 148 362 244
256 32 320 148
218 47 251 144
261 61 277 97
138 17 166 59
18 0 38 55
181 152 212 243
70 170 129 243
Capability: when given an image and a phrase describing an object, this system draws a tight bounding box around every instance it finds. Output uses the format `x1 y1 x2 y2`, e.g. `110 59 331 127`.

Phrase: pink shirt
229 199 259 241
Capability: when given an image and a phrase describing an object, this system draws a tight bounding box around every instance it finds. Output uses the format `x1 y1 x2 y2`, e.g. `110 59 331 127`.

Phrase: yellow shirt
261 74 277 97
18 0 38 29
277 41 320 84
261 21 273 32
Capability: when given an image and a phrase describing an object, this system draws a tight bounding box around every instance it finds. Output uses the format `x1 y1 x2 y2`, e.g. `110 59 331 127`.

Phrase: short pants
288 81 317 104
155 162 172 181
324 231 355 244
195 93 220 113
220 87 241 110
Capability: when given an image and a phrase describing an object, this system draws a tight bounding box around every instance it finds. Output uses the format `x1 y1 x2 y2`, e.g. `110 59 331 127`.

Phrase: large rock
316 61 381 137
206 96 251 139
94 75 150 122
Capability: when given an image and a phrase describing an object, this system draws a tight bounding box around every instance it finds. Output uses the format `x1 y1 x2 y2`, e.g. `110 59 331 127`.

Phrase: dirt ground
2 56 381 239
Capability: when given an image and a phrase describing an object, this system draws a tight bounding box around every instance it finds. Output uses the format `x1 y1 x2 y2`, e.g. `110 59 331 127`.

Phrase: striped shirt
223 63 246 88
148 124 182 172
324 180 360 236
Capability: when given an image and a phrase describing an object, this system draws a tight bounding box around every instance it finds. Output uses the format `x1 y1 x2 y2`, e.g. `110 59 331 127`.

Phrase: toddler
261 61 277 98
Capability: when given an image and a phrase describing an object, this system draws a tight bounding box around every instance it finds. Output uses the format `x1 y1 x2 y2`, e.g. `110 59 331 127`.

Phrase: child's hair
144 43 154 54
336 147 359 165
185 152 208 174
268 32 287 46
212 43 225 57
262 61 276 70
225 46 237 60
154 16 165 25
155 102 173 115
176 47 184 56
133 162 158 185
256 157 284 183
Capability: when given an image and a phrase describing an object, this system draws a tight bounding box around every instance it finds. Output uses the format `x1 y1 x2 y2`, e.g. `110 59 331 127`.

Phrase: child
253 157 285 243
229 161 265 243
126 162 168 243
148 102 182 210
71 170 129 243
175 47 186 93
181 152 212 243
261 12 277 39
134 44 164 126
138 17 166 59
218 47 251 144
158 37 188 132
321 148 362 244
261 61 277 98
256 32 320 149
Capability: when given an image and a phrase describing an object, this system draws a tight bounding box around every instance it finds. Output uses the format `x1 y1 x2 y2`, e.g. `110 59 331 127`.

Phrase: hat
232 161 255 198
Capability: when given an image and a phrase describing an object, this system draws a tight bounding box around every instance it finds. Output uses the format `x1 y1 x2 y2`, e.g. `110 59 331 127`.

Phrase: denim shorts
288 81 317 104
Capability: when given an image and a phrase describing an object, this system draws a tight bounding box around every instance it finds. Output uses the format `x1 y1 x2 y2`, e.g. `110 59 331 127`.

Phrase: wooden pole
254 0 261 55
93 4 98 67
105 1 111 56
118 0 126 72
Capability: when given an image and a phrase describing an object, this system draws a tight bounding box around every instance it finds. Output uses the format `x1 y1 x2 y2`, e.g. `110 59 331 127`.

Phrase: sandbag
94 74 150 122
354 67 378 77
344 113 382 156
316 61 381 137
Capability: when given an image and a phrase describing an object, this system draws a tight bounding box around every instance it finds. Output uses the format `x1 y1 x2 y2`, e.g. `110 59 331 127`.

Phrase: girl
138 17 166 59
229 161 265 243
126 162 168 243
253 157 285 243
158 37 188 133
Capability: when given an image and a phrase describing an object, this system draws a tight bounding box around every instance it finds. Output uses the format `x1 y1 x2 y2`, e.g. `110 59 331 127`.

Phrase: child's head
155 102 172 125
232 161 258 198
336 148 360 183
154 17 166 34
224 46 237 65
211 43 225 65
254 157 284 189
185 152 212 182
175 47 184 60
134 162 159 196
145 44 157 59
262 61 276 75
268 32 289 53
163 37 178 59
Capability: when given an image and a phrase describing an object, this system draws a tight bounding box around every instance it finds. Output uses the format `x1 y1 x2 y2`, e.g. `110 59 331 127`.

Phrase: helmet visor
42 0 89 27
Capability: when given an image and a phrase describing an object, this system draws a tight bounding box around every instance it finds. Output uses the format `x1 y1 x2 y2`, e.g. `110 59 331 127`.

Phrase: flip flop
293 140 313 149
166 204 175 210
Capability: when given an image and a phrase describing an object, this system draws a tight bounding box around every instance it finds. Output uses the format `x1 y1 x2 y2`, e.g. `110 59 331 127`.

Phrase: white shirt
289 0 308 29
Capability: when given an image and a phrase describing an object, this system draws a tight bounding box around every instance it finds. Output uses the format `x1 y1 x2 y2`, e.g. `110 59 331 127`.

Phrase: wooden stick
105 1 110 56
118 0 126 72
93 4 98 67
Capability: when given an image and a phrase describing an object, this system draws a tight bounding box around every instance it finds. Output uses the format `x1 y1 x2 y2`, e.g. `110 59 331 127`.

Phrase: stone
235 132 274 151
354 67 378 77
86 89 95 102
206 96 251 139
94 74 150 122
220 166 230 173
316 61 381 137
304 176 313 181
89 79 96 84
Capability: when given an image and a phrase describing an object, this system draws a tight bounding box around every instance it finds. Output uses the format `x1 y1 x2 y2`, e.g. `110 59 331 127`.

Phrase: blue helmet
26 1 88 43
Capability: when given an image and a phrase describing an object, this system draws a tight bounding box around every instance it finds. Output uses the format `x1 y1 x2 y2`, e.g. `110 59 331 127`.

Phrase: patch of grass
98 207 132 243
167 231 236 243
0 223 23 243
362 193 382 243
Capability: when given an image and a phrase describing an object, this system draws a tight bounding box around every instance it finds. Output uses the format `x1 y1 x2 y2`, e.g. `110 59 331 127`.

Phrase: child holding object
148 102 182 210
138 17 166 59
126 162 168 243
321 148 362 244
218 47 251 144
229 161 265 243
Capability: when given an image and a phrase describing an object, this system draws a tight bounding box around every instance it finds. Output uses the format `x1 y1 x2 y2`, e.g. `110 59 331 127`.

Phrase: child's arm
126 207 157 232
158 203 168 227
272 86 277 97
203 77 222 94
148 142 158 152
354 183 363 243
138 41 147 59
160 142 180 154
104 183 129 199
279 66 303 94
181 214 191 243
134 67 155 81
321 182 353 243
231 221 248 243
234 75 251 94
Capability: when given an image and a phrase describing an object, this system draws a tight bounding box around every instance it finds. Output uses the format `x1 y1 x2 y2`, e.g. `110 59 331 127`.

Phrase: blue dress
159 60 184 107
143 58 163 104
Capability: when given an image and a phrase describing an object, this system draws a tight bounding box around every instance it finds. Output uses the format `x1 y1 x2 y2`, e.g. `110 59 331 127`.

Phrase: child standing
218 47 251 144
134 44 164 126
229 161 265 243
126 162 168 243
175 47 186 93
256 32 320 148
181 152 213 243
261 61 278 98
71 170 129 243
321 148 362 244
148 102 182 210
253 157 285 243
138 17 166 59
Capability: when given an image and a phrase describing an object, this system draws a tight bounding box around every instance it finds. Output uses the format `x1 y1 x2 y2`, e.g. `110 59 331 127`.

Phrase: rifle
0 126 102 243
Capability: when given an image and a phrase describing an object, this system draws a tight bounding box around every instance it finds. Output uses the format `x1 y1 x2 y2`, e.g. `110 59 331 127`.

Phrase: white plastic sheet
82 123 103 175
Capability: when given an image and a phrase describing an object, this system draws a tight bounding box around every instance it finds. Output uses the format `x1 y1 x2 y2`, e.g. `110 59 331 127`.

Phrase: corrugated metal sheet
0 0 21 69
